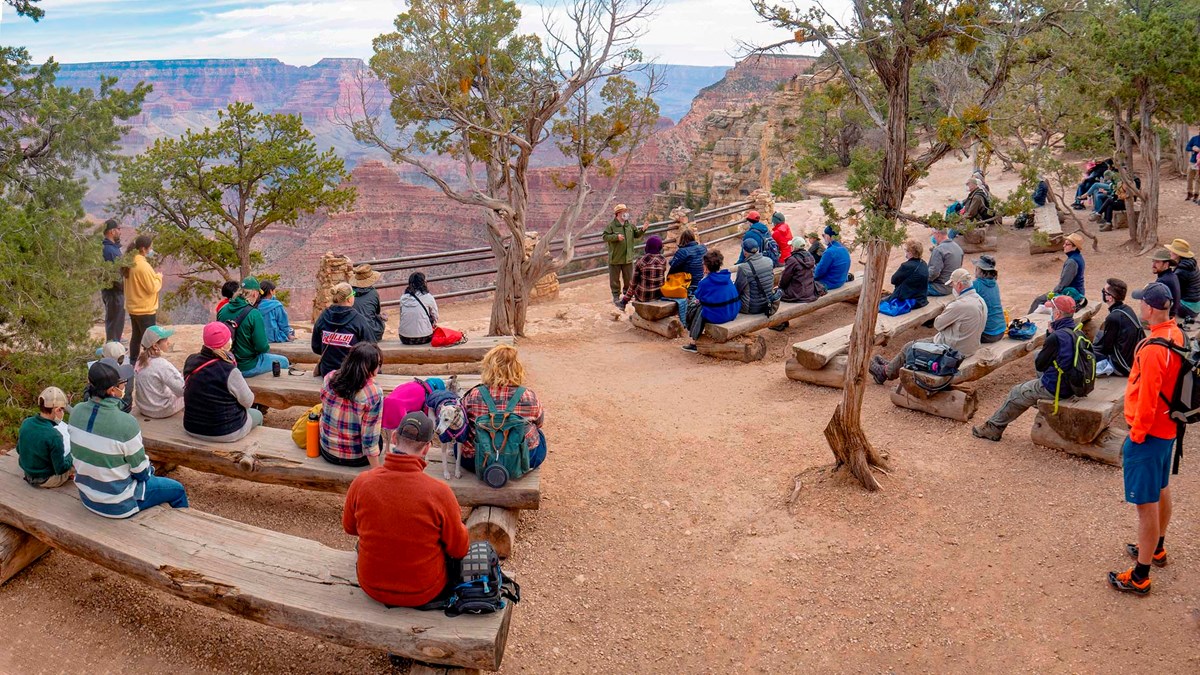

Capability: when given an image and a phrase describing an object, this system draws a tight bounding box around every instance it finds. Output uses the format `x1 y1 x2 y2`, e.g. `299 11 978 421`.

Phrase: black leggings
319 447 370 467
400 334 433 345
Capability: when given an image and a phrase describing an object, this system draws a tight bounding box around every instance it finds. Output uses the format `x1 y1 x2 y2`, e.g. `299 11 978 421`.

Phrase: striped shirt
68 396 151 518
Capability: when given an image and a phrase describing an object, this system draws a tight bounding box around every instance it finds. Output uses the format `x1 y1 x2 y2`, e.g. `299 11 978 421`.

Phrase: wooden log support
701 279 863 343
270 336 513 367
695 335 767 362
958 236 998 254
792 296 953 369
137 418 541 510
632 300 678 321
0 455 512 671
1031 413 1124 466
889 376 978 423
248 373 482 410
629 313 683 339
0 522 50 585
1036 377 1128 444
410 664 481 675
465 506 519 559
784 356 848 388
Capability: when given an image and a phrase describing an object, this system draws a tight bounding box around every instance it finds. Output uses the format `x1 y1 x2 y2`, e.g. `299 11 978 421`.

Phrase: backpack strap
478 385 501 415
184 358 221 383
228 304 254 328
408 288 434 326
502 386 526 413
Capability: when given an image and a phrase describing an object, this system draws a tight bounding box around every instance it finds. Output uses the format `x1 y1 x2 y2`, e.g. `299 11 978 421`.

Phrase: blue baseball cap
1132 282 1172 310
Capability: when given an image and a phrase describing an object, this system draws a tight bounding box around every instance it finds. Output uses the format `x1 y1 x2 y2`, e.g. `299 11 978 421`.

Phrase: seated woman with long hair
460 344 546 473
319 342 384 468
398 272 439 345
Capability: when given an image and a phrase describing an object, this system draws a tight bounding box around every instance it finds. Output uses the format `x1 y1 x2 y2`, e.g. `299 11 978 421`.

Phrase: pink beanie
202 321 232 349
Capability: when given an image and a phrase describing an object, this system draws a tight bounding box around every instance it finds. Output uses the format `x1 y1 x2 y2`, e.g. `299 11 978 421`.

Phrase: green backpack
473 386 532 488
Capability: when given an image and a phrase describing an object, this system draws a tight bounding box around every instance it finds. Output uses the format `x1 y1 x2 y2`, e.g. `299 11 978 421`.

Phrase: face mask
146 248 155 258
930 236 938 246
621 213 630 222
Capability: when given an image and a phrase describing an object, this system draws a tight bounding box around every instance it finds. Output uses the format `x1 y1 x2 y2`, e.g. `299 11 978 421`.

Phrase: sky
0 0 811 67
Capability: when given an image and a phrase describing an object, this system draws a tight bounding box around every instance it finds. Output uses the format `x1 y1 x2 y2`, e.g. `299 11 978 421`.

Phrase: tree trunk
488 241 529 337
1136 94 1161 252
1173 123 1190 176
824 238 891 491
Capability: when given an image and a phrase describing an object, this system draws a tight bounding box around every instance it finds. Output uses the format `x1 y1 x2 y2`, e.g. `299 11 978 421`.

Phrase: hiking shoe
614 299 627 310
768 321 789 332
1071 201 1085 210
868 359 888 385
1125 543 1168 567
681 343 698 353
1108 567 1151 595
971 423 1002 442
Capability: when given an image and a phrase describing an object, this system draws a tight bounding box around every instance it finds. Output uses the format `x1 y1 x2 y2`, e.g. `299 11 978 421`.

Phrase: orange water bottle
306 412 320 458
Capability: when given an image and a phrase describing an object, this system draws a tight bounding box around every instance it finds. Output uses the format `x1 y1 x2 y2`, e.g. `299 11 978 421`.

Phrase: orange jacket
1124 320 1184 443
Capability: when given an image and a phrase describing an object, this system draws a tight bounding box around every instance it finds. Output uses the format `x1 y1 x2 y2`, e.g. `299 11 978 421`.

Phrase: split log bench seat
890 303 1102 421
1030 376 1128 466
247 373 483 410
1031 202 1065 254
693 279 864 362
138 418 540 556
0 454 511 672
270 336 514 367
629 300 684 339
785 296 954 387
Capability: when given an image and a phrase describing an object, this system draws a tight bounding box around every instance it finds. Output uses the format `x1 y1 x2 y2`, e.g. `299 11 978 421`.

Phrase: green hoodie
17 414 72 481
217 296 269 372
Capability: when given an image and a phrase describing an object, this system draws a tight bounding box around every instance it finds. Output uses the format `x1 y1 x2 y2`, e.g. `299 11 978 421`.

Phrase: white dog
435 401 469 479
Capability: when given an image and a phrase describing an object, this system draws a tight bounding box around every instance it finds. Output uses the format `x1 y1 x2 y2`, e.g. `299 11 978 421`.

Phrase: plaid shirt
461 384 543 458
621 253 667 303
320 373 383 461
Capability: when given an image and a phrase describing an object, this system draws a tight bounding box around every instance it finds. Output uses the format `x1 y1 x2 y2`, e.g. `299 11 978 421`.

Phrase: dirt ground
2 156 1198 673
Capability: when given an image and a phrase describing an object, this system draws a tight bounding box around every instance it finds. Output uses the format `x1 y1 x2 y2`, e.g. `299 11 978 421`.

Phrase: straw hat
1166 238 1194 259
1065 232 1084 249
351 263 382 288
613 203 629 215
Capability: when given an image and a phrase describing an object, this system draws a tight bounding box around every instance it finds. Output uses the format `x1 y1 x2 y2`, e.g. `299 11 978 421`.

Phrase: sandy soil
2 156 1198 674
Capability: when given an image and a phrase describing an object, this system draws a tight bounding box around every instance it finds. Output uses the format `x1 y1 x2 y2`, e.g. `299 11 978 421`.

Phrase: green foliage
791 82 871 179
116 103 355 306
771 172 804 201
0 44 147 440
4 0 43 21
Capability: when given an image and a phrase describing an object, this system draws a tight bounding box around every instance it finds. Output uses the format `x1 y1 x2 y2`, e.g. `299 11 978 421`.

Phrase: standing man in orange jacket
1109 282 1183 595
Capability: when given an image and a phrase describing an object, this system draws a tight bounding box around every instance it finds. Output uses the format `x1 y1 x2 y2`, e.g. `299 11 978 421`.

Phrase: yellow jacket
125 254 162 315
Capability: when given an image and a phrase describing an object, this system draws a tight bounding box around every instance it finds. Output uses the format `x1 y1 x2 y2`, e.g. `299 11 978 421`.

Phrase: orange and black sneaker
1125 543 1167 567
1108 567 1151 595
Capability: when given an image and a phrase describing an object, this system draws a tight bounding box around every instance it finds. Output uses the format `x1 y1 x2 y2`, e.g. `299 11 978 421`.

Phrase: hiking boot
768 321 789 332
1125 543 1168 567
971 422 1003 442
1107 567 1151 595
868 359 888 385
1071 201 1085 210
614 298 627 310
681 343 698 353
1088 213 1100 222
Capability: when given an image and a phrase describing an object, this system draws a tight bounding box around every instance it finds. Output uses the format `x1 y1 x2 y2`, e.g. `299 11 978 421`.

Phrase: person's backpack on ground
443 541 521 616
471 386 532 488
1052 326 1096 411
1143 336 1200 474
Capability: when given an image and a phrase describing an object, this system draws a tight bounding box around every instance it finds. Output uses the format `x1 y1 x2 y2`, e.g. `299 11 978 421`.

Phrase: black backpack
904 341 964 393
1051 326 1096 411
1144 337 1200 474
443 542 520 617
222 305 254 333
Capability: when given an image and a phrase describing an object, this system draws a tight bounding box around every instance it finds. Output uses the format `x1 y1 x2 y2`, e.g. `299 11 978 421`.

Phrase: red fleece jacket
343 452 469 607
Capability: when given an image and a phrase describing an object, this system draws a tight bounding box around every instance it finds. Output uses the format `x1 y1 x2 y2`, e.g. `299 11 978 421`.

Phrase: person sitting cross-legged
870 268 986 384
342 411 469 608
70 359 188 518
972 294 1081 441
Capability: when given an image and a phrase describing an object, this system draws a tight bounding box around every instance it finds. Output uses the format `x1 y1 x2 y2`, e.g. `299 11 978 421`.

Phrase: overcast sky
0 0 816 66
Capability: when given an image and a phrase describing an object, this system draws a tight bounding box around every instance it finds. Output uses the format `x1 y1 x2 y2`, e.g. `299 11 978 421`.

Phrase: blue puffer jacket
736 221 771 264
813 241 851 290
972 278 1005 337
695 269 740 324
669 241 707 293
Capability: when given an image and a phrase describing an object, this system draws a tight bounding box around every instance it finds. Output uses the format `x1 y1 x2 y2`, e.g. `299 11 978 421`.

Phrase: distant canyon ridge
56 55 813 316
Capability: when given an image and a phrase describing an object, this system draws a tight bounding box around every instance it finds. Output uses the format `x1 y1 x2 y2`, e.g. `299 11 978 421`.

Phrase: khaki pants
30 472 72 489
1189 165 1199 195
608 263 633 300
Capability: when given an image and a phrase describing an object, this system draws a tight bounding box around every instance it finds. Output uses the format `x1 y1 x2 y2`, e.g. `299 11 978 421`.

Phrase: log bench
693 279 863 362
1030 376 1128 466
0 454 511 672
138 418 539 556
785 296 954 387
890 303 1102 421
1031 202 1065 255
270 336 514 367
629 300 683 338
247 373 483 410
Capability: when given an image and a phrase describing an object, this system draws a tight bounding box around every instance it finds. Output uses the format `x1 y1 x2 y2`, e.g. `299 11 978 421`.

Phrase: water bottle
272 360 281 377
306 412 320 458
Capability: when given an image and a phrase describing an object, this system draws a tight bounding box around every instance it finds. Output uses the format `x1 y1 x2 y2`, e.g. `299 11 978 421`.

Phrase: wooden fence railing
362 200 755 307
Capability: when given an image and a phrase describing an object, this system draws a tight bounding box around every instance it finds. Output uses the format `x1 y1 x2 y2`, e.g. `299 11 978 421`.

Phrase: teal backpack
473 386 532 488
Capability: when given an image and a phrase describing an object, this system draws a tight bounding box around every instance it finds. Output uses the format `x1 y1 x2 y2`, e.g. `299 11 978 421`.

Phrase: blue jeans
137 475 189 511
242 352 290 378
530 429 548 469
673 298 689 323
927 283 951 297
